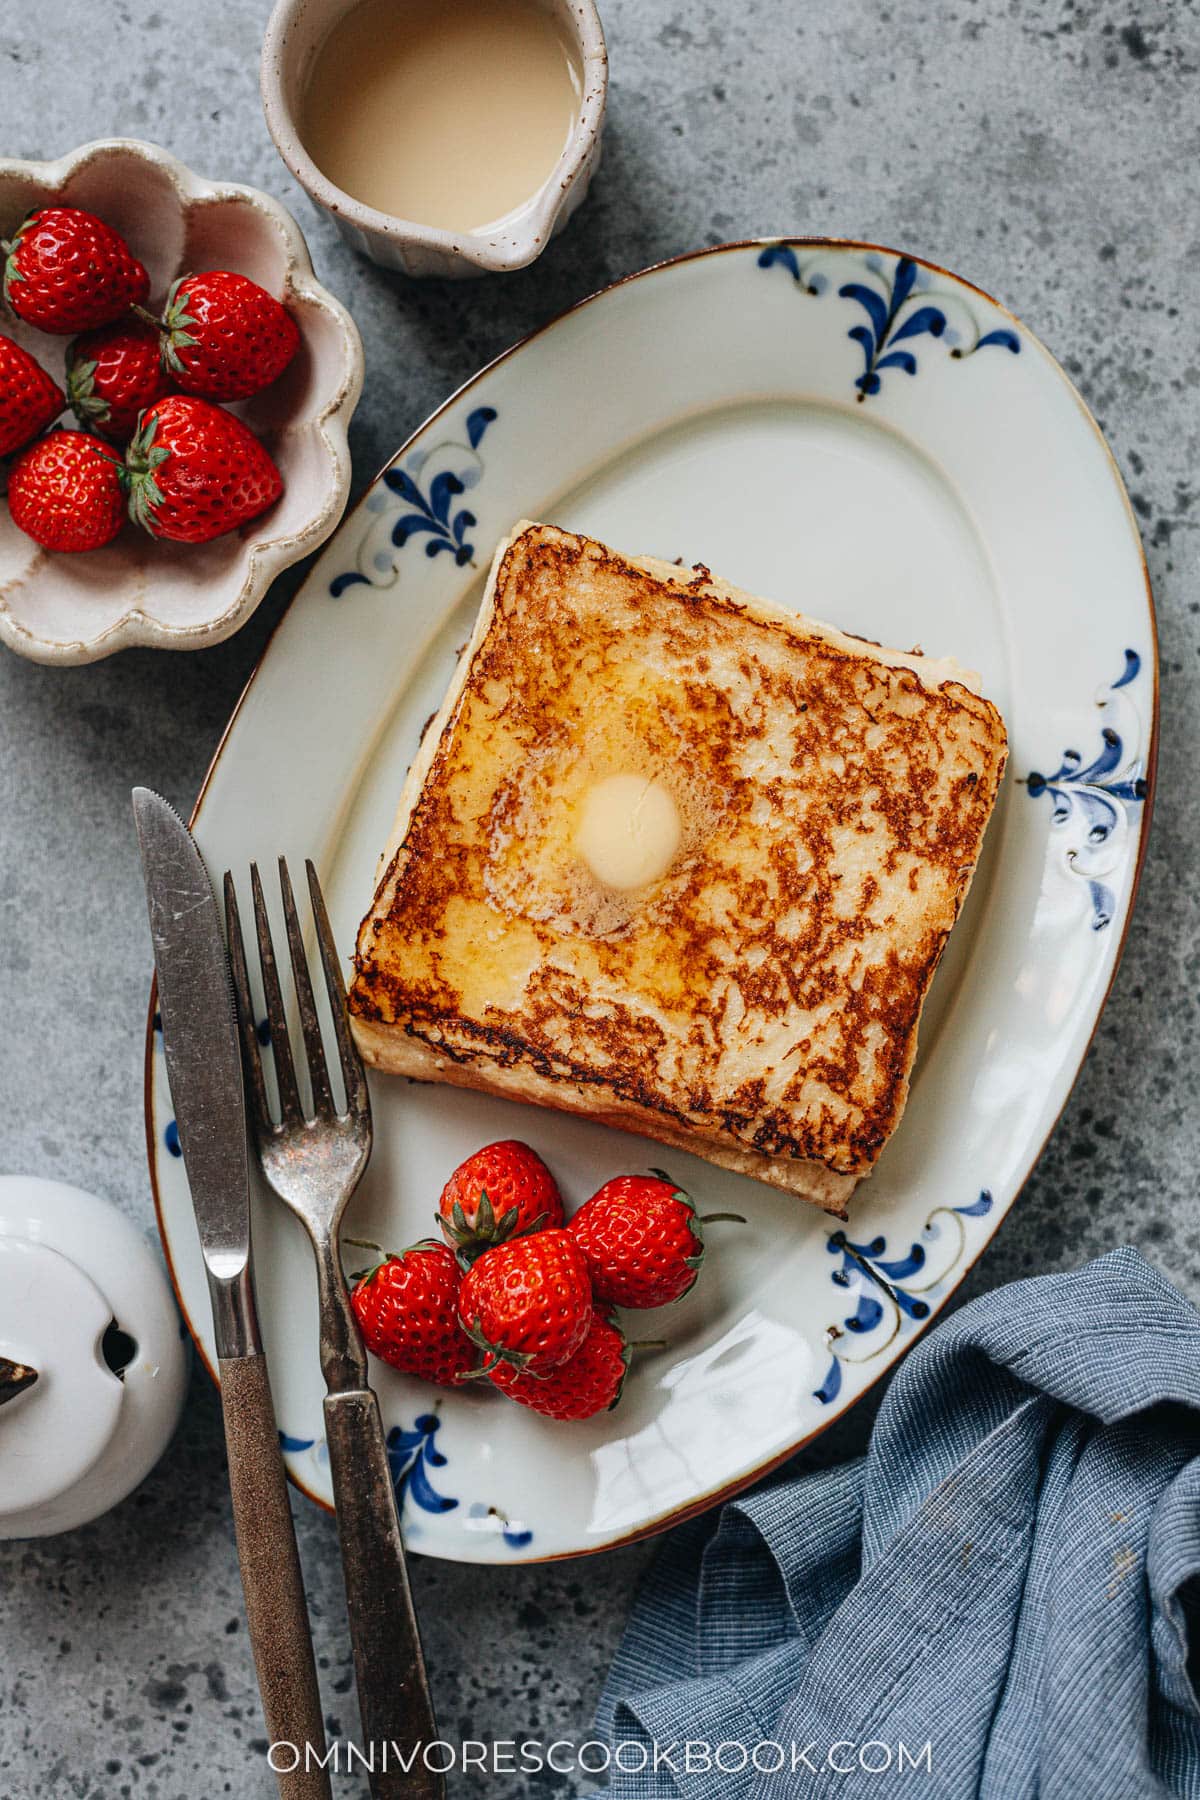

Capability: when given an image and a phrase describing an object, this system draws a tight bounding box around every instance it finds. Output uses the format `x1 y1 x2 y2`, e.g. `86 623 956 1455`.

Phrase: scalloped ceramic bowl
0 139 363 665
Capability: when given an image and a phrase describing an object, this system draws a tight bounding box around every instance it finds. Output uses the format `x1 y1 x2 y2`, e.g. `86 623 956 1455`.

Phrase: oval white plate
147 241 1156 1563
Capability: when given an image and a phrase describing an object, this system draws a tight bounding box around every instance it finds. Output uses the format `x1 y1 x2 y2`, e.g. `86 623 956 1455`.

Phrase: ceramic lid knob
0 1175 189 1539
0 1237 125 1515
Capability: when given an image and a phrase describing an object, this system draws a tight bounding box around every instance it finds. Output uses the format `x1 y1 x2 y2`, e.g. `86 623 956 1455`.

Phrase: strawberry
66 318 173 442
568 1171 743 1308
124 395 283 544
349 1239 477 1387
458 1228 592 1375
7 429 125 552
490 1306 630 1420
0 333 64 457
438 1139 564 1262
2 207 149 335
155 270 300 402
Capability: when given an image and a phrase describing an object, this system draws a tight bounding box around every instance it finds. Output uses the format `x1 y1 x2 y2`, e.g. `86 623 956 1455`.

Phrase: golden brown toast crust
350 523 1008 1204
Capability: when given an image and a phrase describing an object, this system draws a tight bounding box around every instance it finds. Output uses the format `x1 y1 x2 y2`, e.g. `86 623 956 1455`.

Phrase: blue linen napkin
592 1248 1200 1799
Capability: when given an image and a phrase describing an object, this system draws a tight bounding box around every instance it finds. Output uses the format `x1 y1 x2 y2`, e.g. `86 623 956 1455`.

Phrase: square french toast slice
349 521 1008 1214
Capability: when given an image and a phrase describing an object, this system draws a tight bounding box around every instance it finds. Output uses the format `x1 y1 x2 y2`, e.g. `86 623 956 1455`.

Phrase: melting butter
299 0 583 233
575 775 683 892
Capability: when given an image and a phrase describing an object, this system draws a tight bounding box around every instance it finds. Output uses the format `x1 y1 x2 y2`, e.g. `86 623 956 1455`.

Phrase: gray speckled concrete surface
1 0 1198 1794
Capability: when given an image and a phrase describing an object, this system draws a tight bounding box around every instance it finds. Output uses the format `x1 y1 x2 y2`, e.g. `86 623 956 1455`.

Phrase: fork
225 857 444 1800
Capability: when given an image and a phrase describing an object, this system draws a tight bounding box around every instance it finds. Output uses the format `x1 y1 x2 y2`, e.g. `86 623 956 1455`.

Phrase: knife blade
134 788 332 1800
134 787 253 1339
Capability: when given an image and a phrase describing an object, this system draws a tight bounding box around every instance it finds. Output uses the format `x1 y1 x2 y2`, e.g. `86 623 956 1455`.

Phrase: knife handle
219 1352 333 1800
323 1386 445 1800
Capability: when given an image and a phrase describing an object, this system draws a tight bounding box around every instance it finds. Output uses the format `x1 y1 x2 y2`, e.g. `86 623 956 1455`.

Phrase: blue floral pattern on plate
329 406 498 597
153 1015 185 1157
759 245 1020 398
386 1413 457 1515
384 1415 532 1546
814 1192 994 1404
467 1502 533 1552
1025 650 1149 930
275 1410 535 1549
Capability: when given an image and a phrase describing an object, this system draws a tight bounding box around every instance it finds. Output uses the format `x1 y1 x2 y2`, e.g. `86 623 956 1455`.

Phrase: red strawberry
7 429 125 552
157 271 300 402
458 1229 592 1375
2 207 149 335
66 318 173 442
124 395 283 544
569 1171 743 1308
438 1140 564 1262
350 1239 477 1387
491 1306 630 1420
0 333 64 457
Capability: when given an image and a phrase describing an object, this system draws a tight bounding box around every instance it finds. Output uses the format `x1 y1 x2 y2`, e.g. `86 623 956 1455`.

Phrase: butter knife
134 788 331 1800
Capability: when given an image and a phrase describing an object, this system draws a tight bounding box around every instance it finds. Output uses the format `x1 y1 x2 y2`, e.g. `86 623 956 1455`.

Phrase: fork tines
224 858 369 1134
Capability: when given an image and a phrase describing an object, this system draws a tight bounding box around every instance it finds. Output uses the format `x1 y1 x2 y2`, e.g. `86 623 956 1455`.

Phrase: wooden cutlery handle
323 1386 445 1800
220 1352 332 1800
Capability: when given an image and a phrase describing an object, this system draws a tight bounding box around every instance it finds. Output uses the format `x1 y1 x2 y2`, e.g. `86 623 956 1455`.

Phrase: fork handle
219 1353 332 1800
323 1386 445 1800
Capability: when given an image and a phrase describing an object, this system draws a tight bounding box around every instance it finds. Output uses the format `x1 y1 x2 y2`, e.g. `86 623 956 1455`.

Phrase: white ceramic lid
0 1237 124 1514
0 1176 189 1538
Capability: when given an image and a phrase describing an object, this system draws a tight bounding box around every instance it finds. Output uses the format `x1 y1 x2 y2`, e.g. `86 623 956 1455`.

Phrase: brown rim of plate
144 236 1160 1556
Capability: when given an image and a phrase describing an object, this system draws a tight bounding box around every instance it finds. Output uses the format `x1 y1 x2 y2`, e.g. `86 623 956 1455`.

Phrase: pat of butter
575 774 682 891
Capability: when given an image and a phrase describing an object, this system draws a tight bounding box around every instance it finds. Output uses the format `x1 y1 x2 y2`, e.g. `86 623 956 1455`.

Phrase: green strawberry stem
648 1167 699 1208
130 301 165 331
85 441 123 469
124 410 172 535
342 1235 387 1284
461 1313 536 1373
160 277 200 374
441 1187 548 1266
681 1205 745 1277
458 1359 501 1382
342 1233 448 1284
348 1263 385 1285
66 356 108 428
1 216 33 308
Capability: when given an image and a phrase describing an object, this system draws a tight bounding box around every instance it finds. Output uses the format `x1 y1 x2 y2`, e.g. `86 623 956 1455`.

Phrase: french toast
349 521 1008 1213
